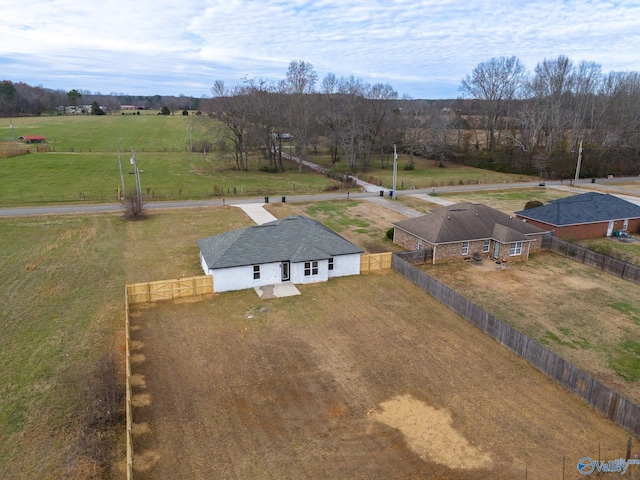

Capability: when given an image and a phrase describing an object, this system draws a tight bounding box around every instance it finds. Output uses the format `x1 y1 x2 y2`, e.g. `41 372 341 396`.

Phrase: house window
461 241 469 255
510 242 523 256
328 258 334 271
417 239 423 250
483 239 490 253
253 265 260 279
304 261 318 276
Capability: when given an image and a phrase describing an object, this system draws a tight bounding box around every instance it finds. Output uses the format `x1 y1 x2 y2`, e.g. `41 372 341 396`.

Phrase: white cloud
1 0 639 98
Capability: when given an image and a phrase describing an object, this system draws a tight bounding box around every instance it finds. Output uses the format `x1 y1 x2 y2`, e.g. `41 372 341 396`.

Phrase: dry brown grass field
128 273 636 480
3 195 640 479
424 251 640 405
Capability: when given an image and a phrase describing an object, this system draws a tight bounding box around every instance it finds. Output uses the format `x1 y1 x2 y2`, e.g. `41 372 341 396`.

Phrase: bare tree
207 81 252 171
460 56 525 151
284 60 318 94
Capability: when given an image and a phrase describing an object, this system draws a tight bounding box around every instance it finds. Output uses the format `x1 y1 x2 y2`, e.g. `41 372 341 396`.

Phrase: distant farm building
120 105 145 110
18 135 46 143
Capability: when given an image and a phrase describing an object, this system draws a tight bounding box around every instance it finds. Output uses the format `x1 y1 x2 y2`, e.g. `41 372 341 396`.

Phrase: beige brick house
392 203 547 264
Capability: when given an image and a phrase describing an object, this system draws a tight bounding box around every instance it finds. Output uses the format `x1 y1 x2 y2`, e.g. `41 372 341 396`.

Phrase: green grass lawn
1 115 549 207
308 151 540 189
579 237 640 265
435 187 577 214
0 151 338 205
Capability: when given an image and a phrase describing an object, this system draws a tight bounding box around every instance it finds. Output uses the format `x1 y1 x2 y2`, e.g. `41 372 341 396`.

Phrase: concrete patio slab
254 282 301 300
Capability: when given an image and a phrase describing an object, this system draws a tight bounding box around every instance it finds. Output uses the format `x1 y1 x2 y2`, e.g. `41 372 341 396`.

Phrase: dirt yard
128 273 635 480
425 251 640 405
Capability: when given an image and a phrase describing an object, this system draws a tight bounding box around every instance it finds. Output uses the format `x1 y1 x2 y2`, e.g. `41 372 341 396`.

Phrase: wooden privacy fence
360 252 393 272
545 236 640 284
392 251 640 439
126 275 213 304
124 289 134 480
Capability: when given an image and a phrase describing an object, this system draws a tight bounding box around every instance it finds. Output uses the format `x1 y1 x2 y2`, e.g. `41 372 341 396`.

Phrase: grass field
0 115 341 206
128 272 635 479
0 114 546 207
434 187 577 214
0 207 252 479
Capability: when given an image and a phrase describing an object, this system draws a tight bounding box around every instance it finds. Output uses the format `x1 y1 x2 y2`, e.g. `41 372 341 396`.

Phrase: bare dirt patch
129 273 634 480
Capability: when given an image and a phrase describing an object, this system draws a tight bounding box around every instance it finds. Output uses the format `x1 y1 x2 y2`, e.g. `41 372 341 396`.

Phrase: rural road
1 176 638 218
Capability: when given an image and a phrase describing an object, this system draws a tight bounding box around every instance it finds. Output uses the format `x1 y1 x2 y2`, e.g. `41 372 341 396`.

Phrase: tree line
203 57 640 178
3 54 640 178
0 82 201 116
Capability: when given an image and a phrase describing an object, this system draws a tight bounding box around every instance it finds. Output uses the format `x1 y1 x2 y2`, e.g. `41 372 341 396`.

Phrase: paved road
1 177 638 218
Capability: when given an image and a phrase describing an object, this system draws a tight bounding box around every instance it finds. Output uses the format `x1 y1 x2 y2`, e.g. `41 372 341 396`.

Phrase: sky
2 0 640 100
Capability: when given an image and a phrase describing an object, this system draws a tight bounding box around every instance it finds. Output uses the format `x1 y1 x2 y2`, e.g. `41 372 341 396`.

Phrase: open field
424 251 640 403
2 178 640 479
433 187 577 214
0 207 252 479
0 149 339 206
1 114 547 207
0 115 341 206
129 273 635 480
0 199 400 478
308 151 540 190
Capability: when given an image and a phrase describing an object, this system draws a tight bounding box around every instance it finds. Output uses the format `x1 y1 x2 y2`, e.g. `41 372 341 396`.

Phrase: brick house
514 192 640 240
392 203 547 264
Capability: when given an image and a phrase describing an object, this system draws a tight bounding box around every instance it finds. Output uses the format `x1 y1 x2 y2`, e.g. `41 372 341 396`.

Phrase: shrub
524 200 544 210
122 190 146 220
386 227 395 240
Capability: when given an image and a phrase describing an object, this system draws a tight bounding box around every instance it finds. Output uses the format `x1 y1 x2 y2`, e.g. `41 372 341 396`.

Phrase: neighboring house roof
515 192 640 227
197 215 363 269
18 135 46 142
393 203 545 245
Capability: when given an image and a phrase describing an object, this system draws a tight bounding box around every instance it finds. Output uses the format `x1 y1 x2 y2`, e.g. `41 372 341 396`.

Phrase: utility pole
9 121 17 148
392 144 398 199
573 140 583 188
117 142 125 198
130 147 142 206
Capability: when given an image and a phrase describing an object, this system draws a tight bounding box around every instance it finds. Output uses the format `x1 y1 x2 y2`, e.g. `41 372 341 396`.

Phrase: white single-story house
197 215 363 293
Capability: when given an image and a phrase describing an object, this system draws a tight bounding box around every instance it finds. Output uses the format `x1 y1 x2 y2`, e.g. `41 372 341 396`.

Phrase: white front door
606 221 614 236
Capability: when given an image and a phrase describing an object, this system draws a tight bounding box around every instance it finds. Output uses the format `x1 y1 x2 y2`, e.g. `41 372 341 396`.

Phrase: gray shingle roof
197 215 363 269
393 203 545 245
514 192 640 226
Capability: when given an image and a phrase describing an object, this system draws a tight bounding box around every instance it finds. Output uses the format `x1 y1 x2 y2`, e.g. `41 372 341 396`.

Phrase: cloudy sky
2 0 639 99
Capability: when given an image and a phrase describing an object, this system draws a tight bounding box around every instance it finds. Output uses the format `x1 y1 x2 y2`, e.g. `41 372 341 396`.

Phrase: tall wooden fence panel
124 288 134 480
392 251 640 439
360 252 393 272
127 275 213 304
546 236 640 284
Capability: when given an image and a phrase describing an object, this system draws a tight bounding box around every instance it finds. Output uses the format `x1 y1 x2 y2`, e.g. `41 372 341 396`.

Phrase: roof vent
447 216 451 220
476 213 479 217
